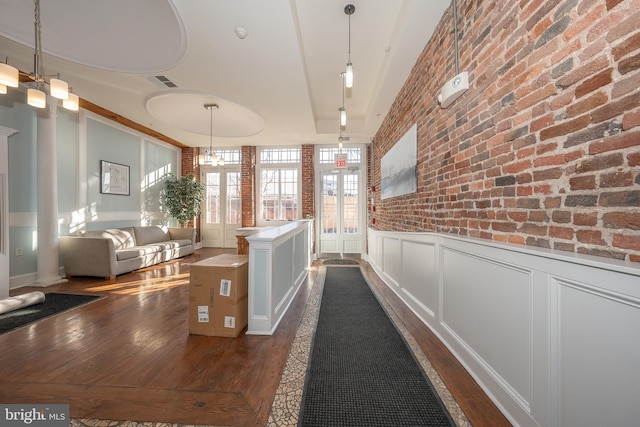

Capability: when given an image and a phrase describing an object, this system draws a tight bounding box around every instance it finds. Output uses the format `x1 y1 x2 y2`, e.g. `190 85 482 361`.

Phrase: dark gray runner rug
0 293 102 334
298 267 455 426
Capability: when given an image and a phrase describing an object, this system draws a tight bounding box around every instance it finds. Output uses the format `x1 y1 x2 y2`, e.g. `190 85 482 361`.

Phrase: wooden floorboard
2 249 510 426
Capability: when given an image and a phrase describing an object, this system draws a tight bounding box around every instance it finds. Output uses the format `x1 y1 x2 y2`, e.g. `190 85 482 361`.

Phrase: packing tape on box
0 291 46 315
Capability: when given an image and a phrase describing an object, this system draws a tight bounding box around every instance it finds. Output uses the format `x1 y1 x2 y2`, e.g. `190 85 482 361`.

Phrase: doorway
318 168 363 254
200 167 241 248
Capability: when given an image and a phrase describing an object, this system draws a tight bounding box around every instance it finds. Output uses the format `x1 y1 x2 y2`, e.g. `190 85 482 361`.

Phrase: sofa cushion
168 239 192 247
115 245 163 261
133 226 169 245
80 227 136 250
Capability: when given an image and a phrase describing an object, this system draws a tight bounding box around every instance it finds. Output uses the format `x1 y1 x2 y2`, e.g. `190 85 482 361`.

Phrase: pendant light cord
209 105 213 155
453 0 459 75
34 0 42 84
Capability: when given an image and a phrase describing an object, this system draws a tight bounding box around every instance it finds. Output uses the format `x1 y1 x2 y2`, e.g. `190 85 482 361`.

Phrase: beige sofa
60 226 196 279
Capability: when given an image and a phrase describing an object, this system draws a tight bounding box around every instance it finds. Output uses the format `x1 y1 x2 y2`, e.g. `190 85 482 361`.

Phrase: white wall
366 228 640 427
0 126 19 299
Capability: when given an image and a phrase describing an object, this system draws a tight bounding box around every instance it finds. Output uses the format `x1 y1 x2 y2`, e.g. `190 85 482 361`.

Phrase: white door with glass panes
319 168 363 254
201 167 241 248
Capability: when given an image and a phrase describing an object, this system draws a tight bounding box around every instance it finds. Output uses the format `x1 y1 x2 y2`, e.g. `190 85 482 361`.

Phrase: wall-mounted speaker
437 71 469 108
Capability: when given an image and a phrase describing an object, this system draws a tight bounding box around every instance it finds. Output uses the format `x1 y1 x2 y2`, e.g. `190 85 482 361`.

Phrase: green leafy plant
164 173 205 226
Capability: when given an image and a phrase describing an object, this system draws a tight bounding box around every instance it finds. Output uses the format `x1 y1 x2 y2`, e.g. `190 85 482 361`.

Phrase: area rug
322 259 359 265
298 267 455 426
0 293 102 334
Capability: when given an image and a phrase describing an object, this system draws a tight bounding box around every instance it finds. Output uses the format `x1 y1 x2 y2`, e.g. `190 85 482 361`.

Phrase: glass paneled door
319 169 363 254
201 168 241 248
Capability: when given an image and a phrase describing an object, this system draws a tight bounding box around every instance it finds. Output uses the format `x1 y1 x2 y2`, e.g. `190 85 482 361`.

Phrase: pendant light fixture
339 71 347 127
199 104 225 167
0 0 78 111
0 59 19 88
344 3 355 89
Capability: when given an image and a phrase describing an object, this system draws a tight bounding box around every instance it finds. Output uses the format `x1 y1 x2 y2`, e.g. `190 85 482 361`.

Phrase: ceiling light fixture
18 0 77 111
0 59 19 88
344 3 355 89
199 104 225 167
339 72 347 127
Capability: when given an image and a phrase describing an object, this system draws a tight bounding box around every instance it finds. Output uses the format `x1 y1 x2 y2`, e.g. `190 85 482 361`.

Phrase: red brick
570 175 597 190
503 159 532 174
591 91 640 124
550 91 574 110
603 212 640 230
516 84 557 112
493 222 518 232
556 55 609 89
576 69 613 99
540 115 591 141
531 114 555 132
533 167 563 181
534 154 566 167
517 186 533 196
529 210 547 221
576 153 624 172
606 0 624 9
623 111 640 130
612 72 640 98
537 142 557 155
589 129 640 154
612 31 640 61
552 210 572 223
508 211 528 222
613 233 640 250
606 10 640 43
574 212 598 226
601 171 634 188
576 229 605 244
566 92 608 118
628 152 640 166
565 4 605 41
519 223 547 236
544 196 562 208
550 226 574 239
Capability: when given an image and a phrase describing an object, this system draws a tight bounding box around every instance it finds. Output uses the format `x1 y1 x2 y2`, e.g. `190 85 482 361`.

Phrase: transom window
318 147 361 164
211 149 241 165
260 147 300 164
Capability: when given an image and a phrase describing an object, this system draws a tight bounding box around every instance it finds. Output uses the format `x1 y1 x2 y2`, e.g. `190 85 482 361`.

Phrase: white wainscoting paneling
365 228 640 427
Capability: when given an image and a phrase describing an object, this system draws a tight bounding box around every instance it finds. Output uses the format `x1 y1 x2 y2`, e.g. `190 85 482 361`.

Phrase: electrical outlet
15 247 23 256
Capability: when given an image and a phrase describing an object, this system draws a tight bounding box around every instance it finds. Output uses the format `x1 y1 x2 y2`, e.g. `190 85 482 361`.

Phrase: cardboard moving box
189 253 249 337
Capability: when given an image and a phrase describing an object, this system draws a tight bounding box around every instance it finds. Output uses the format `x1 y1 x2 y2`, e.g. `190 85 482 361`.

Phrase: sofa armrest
168 227 196 244
60 236 118 279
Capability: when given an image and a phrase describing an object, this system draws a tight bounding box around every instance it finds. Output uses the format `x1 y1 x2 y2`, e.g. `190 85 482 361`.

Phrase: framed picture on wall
100 160 130 196
381 124 417 200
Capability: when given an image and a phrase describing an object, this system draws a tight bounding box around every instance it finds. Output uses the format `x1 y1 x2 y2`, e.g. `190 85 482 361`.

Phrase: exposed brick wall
241 146 256 227
372 0 640 263
181 147 199 178
179 147 201 237
302 145 315 218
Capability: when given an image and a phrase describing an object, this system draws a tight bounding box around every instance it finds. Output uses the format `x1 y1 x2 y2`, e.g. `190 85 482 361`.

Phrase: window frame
256 146 302 226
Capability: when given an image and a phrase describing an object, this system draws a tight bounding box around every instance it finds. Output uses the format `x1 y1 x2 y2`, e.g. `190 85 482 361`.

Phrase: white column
0 126 19 298
35 97 65 285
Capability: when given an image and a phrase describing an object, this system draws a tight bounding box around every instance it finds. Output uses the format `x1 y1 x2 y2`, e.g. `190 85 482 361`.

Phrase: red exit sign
335 153 347 169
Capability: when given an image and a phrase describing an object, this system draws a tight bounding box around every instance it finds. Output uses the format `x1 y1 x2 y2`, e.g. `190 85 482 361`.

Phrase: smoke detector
235 26 248 39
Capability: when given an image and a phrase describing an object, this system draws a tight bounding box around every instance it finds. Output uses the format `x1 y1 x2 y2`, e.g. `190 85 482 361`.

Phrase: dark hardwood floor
1 248 510 426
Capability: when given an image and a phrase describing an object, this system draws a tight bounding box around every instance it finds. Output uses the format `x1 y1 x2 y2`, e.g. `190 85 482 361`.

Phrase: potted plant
164 173 205 226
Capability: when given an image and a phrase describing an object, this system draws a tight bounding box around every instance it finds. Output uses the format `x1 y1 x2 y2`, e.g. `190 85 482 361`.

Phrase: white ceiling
0 0 450 148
